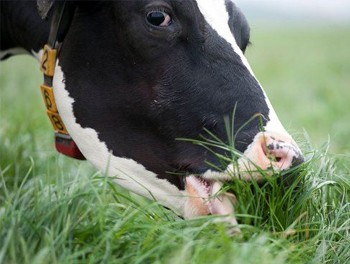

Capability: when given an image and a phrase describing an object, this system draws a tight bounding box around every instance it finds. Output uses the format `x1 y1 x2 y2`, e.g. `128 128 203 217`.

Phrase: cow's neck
0 1 50 59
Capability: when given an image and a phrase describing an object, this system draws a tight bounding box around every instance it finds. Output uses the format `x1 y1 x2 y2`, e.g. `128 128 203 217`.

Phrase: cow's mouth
185 175 239 229
186 176 214 198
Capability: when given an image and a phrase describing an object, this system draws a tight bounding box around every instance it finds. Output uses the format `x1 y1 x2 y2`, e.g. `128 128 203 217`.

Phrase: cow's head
39 0 304 217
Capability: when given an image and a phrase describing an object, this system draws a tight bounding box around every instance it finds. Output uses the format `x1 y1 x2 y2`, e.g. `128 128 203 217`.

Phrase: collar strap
39 1 85 160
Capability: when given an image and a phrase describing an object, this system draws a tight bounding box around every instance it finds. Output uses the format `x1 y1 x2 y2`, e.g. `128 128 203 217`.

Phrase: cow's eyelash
146 6 172 16
152 7 167 12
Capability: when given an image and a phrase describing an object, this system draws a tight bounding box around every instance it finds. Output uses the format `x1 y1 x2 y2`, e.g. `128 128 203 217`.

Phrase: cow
0 0 304 230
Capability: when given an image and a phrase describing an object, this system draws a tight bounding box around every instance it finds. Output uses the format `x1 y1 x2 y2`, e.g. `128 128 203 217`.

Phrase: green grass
1 27 350 263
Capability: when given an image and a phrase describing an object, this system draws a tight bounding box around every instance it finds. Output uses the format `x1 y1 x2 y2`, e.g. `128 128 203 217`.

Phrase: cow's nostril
261 141 284 163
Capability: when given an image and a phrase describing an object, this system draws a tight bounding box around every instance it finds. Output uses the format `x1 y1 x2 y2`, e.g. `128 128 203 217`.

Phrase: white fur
195 0 289 136
53 62 186 215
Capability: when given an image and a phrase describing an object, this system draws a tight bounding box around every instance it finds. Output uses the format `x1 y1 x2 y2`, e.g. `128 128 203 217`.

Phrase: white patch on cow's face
0 47 28 60
194 0 289 137
193 0 303 182
53 62 186 216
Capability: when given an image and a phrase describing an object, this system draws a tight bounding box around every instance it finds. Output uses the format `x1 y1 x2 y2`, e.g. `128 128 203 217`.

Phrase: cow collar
39 1 85 160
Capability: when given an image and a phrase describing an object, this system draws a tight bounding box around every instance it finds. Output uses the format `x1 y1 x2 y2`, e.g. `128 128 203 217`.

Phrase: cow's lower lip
186 176 214 198
186 175 237 217
185 175 240 233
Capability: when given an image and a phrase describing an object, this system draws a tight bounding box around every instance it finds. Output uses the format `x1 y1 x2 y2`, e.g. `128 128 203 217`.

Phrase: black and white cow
1 0 303 227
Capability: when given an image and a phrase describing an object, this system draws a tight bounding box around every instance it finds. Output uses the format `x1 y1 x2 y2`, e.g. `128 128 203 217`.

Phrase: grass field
1 27 350 263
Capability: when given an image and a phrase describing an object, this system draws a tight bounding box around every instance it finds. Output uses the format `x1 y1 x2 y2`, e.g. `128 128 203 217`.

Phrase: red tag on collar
55 133 86 160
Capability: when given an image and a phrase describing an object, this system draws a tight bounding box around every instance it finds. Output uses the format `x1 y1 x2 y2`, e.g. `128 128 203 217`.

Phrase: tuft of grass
1 140 350 263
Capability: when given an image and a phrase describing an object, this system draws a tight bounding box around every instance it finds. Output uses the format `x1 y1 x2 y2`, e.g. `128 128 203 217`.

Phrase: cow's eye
147 11 172 27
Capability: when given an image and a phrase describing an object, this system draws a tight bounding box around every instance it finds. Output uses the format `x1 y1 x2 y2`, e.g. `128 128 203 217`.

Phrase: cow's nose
252 132 304 171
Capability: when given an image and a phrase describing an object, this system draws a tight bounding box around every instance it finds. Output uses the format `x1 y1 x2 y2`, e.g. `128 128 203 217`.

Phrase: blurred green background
247 26 350 155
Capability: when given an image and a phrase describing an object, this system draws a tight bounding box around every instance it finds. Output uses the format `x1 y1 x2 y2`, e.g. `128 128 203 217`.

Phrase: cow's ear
37 0 96 20
226 2 251 53
37 0 55 20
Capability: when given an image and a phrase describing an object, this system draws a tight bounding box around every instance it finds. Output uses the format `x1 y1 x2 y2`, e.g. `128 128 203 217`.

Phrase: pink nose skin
238 132 304 176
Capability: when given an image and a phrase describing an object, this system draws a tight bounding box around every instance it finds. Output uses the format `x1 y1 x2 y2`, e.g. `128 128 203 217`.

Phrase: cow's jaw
54 60 245 227
53 62 188 216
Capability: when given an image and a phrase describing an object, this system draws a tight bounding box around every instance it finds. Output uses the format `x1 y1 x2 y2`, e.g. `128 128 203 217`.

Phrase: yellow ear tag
46 110 69 134
40 84 58 113
40 45 57 77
